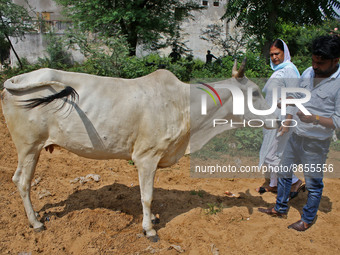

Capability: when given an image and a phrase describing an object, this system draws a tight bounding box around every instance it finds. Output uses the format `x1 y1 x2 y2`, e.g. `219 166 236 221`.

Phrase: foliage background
222 0 340 58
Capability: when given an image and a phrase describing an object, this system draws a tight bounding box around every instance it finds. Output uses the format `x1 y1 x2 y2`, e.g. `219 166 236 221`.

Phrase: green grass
190 190 205 197
205 203 223 215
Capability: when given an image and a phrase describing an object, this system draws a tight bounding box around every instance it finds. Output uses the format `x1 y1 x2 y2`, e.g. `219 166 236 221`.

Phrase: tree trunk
0 13 23 69
261 1 279 63
127 23 138 56
119 19 137 56
128 38 137 56
4 32 23 69
262 40 272 62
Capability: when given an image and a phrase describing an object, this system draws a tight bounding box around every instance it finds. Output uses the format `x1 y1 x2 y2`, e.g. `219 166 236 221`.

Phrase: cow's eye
252 90 260 97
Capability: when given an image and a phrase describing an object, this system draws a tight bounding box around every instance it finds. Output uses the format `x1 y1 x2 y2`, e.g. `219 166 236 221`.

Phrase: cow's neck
188 82 244 153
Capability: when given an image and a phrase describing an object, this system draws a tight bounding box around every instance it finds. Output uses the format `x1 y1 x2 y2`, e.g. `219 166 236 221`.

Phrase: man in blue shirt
258 35 340 231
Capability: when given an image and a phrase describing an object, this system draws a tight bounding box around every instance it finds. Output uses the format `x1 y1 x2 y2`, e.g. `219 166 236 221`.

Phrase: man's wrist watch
313 115 320 125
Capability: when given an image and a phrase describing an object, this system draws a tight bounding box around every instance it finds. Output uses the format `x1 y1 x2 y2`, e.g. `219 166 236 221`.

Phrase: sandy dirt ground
0 103 340 255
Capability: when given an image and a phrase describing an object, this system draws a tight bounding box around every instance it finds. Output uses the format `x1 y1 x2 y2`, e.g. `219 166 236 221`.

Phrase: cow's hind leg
12 146 44 231
133 155 160 242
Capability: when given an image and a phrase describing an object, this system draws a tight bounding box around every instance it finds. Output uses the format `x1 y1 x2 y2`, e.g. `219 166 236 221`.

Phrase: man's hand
277 125 290 136
297 111 336 129
296 110 315 123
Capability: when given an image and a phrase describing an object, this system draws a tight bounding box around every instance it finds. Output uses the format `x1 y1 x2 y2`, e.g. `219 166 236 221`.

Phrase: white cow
1 59 277 241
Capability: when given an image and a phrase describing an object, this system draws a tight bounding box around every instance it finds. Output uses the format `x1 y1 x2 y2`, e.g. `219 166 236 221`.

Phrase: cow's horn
232 59 238 78
237 57 247 78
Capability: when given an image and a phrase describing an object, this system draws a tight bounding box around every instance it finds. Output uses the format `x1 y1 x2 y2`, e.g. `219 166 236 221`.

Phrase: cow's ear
232 58 247 78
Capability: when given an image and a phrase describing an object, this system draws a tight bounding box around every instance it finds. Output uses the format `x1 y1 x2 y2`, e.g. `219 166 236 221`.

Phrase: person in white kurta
257 39 303 196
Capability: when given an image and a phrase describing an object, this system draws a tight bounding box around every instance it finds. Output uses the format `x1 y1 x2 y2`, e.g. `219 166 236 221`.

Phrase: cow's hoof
33 224 45 232
151 217 160 224
147 234 160 242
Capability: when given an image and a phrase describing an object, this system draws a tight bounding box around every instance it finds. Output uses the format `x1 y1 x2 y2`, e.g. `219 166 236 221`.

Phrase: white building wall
9 0 237 65
181 0 230 60
139 0 238 61
12 0 64 20
9 34 45 65
9 0 84 66
9 33 84 66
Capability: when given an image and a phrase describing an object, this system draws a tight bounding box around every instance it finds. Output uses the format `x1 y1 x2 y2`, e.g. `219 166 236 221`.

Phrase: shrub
39 32 73 69
234 128 263 152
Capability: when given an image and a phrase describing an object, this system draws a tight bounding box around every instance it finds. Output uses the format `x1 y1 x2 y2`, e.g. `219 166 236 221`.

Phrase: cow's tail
20 85 78 110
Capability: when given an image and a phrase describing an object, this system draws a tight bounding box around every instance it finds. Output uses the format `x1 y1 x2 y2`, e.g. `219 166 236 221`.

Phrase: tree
0 0 32 68
222 0 340 58
279 19 340 57
200 24 248 57
64 27 130 76
56 0 202 56
0 35 10 66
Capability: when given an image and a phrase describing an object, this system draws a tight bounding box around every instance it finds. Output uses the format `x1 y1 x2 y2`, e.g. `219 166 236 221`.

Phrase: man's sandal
256 186 277 194
290 183 306 200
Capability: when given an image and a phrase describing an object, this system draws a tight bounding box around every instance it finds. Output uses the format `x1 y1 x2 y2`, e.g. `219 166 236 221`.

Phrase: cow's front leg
134 156 159 242
13 149 44 231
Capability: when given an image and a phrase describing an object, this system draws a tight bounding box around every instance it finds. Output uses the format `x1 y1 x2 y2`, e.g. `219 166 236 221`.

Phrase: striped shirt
294 65 340 140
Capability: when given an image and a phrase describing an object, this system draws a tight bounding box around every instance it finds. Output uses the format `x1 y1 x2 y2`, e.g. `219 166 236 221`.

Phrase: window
202 0 208 6
36 12 52 21
213 1 219 6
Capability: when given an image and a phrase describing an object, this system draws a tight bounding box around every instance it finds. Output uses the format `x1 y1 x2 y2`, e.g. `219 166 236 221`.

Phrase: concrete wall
138 0 238 61
180 0 231 60
9 0 83 66
12 0 64 20
10 0 238 65
10 34 45 65
9 33 84 66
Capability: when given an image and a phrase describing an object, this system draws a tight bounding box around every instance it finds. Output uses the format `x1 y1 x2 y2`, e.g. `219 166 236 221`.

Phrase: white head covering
270 39 291 69
270 39 300 77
